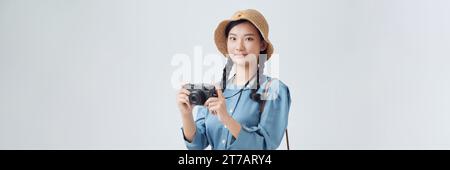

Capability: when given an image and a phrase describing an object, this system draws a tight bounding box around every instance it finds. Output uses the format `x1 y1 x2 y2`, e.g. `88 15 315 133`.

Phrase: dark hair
222 19 267 110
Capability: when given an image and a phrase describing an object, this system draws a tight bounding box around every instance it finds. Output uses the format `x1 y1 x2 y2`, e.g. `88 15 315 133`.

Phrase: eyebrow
229 33 256 37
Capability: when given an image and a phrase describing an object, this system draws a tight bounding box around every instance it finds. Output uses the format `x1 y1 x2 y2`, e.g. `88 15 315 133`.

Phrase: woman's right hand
177 87 192 116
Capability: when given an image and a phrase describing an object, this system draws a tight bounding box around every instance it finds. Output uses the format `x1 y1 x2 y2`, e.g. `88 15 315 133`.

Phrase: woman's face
227 21 266 67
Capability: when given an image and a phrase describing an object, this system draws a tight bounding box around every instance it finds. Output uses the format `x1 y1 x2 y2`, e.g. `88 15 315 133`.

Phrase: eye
245 37 254 41
229 37 236 41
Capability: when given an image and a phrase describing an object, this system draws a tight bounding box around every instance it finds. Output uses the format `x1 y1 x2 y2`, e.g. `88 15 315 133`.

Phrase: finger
209 105 217 111
178 93 189 100
178 93 190 101
178 96 189 104
205 101 215 109
204 97 218 107
179 88 191 95
215 85 224 98
179 98 190 106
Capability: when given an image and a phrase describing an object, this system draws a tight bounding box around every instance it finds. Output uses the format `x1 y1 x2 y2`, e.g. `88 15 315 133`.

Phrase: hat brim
214 19 274 60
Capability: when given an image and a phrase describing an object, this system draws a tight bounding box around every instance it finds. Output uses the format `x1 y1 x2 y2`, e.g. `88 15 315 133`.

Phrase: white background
1 0 450 149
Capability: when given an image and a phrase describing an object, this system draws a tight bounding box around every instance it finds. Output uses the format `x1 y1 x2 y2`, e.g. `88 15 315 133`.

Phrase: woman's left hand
204 85 230 123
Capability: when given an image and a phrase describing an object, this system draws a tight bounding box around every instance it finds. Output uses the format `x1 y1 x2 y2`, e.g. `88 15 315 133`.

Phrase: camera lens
189 95 198 103
189 91 206 105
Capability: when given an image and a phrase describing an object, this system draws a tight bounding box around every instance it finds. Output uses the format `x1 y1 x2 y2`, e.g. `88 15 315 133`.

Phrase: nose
235 39 245 52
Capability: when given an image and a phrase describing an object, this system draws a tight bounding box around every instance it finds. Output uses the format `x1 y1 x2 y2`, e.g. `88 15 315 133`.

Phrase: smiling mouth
233 54 248 58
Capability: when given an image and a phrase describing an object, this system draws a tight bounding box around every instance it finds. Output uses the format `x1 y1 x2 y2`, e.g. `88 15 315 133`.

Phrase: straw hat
214 9 274 60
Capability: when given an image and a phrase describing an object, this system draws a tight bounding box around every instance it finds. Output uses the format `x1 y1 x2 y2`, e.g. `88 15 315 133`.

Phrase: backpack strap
259 78 290 150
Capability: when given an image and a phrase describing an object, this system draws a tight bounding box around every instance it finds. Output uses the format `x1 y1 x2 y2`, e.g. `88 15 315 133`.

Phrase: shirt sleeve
228 80 291 150
181 106 209 150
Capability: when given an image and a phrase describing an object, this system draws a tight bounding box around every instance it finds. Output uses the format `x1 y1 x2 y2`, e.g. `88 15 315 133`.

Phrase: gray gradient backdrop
1 0 450 149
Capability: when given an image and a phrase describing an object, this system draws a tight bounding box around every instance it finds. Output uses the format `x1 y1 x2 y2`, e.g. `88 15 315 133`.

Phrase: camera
183 83 218 105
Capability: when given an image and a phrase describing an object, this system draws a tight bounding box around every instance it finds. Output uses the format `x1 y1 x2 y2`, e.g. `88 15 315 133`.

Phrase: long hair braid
250 54 266 109
221 57 233 91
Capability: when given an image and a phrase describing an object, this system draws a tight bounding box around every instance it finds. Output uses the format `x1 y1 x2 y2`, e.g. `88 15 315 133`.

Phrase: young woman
177 9 291 150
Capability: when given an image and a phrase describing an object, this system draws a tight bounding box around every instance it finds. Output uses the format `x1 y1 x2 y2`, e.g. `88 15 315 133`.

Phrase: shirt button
222 140 226 144
224 125 227 129
229 109 233 113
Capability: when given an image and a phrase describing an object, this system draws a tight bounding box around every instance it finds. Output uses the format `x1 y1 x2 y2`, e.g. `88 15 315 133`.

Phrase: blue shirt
181 76 291 150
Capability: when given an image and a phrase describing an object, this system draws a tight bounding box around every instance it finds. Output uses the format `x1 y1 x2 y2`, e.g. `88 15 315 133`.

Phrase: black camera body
183 83 218 105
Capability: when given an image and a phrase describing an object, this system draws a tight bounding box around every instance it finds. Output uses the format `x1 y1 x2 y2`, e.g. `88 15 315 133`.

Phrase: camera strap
225 74 253 117
224 74 255 99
